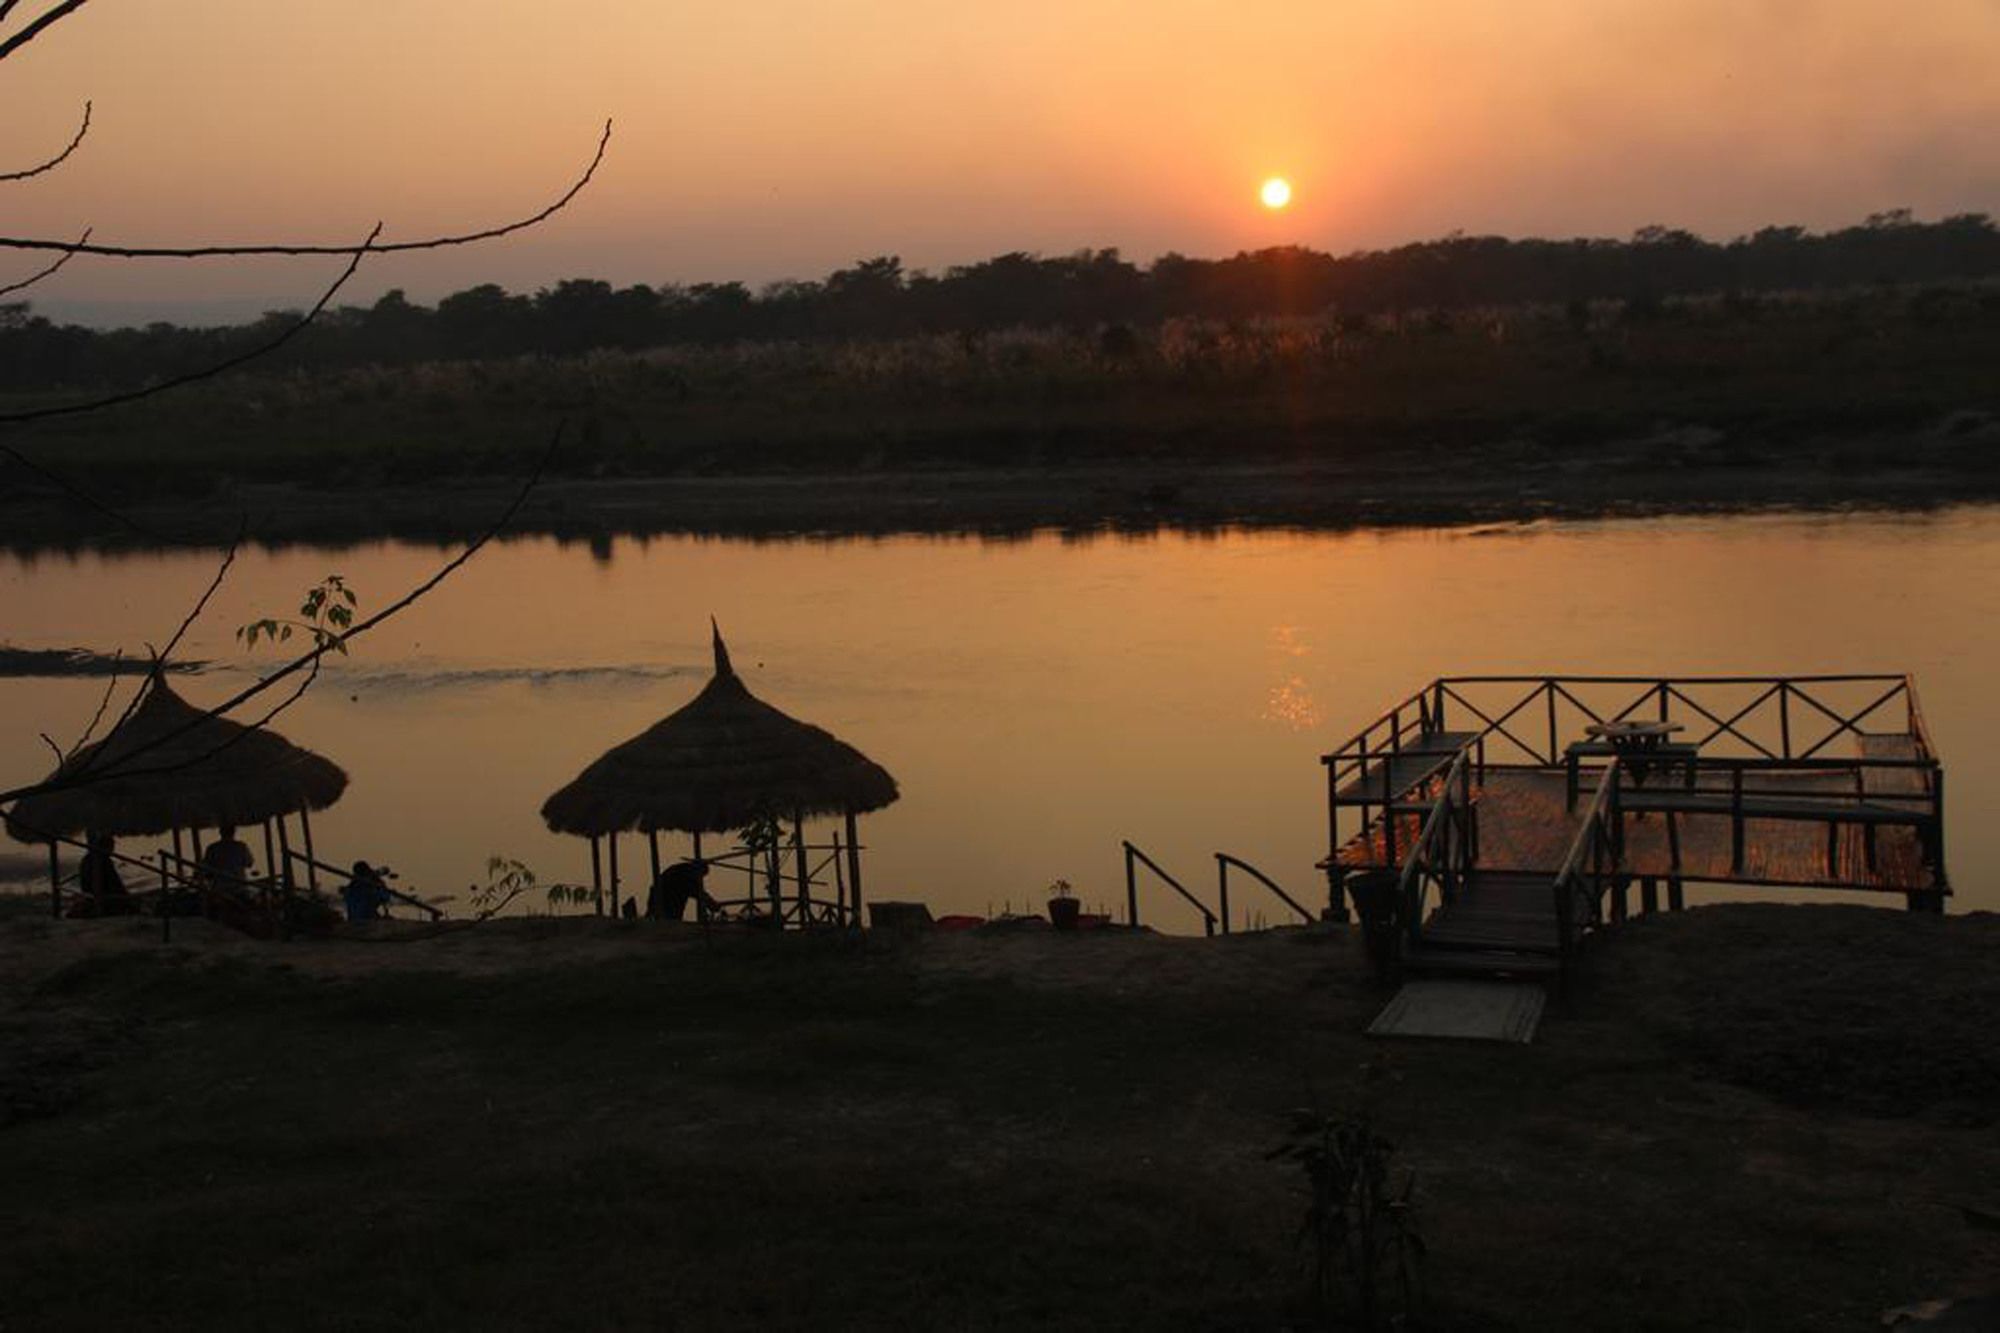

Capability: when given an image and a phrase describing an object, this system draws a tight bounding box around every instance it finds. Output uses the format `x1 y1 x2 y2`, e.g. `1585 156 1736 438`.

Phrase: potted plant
1046 877 1081 931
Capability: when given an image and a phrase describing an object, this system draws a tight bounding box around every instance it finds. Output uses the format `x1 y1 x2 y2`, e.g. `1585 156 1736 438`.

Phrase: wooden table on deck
1567 720 1697 808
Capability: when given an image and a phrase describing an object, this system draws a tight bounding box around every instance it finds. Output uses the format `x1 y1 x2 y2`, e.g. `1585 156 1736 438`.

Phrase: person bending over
647 858 718 921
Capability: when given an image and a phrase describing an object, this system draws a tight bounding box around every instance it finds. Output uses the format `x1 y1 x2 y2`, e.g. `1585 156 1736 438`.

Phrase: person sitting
199 825 256 896
75 832 133 916
646 858 718 921
343 861 394 923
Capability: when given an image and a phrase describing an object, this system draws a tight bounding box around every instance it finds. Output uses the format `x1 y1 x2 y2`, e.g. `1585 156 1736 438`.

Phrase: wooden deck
1335 766 1935 892
1321 676 1948 985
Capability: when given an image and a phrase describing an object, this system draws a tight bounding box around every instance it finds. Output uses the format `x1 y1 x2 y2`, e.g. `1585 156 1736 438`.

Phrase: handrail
1213 853 1315 932
1121 840 1218 936
1391 749 1478 953
1552 758 1623 972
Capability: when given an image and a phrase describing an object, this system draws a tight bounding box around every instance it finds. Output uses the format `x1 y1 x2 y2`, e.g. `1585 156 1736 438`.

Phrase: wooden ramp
1403 871 1563 979
1368 979 1546 1043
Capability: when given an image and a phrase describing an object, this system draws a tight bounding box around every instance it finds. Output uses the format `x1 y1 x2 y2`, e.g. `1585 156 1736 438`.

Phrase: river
5 508 1997 930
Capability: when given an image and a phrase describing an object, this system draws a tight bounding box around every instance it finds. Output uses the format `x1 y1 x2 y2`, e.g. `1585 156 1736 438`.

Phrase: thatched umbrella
540 623 898 924
7 675 348 913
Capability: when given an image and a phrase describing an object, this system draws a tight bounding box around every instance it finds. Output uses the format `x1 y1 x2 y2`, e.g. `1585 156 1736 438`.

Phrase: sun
1259 177 1292 210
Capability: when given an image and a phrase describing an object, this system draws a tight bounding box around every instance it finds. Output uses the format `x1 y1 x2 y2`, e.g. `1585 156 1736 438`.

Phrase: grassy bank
3 285 1997 546
2 901 1996 1329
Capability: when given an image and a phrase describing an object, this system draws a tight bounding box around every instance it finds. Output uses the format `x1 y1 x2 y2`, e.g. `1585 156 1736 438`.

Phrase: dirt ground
1 900 1996 1330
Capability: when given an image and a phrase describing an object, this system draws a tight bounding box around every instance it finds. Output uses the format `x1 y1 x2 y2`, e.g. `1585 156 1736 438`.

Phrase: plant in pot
1046 878 1082 931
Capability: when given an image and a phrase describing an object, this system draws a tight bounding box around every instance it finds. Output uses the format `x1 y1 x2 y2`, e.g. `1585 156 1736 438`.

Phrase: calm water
5 510 1999 931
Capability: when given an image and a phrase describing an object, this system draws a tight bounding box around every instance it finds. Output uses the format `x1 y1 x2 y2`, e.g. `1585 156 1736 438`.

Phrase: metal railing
1213 853 1315 933
1122 840 1218 935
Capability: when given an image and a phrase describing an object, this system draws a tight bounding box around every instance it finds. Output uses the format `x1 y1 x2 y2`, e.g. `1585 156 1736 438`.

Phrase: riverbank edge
6 450 2000 551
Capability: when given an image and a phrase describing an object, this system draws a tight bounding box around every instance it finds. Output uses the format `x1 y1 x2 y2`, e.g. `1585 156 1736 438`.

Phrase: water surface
5 510 1997 931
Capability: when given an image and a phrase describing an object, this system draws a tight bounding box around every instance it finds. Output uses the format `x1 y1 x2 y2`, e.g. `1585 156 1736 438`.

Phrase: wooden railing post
1730 768 1745 871
1779 683 1792 759
1545 681 1558 764
1124 842 1139 928
1931 766 1947 876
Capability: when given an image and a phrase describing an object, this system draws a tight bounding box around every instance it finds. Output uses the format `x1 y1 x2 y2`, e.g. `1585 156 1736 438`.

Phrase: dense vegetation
9 276 1993 507
3 211 1996 392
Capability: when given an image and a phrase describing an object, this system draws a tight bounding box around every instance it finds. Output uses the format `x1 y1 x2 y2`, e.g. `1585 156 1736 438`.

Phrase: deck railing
1392 750 1480 955
1420 674 1927 767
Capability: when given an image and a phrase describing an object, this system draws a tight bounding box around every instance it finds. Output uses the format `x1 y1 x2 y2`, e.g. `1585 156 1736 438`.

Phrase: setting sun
1259 177 1293 210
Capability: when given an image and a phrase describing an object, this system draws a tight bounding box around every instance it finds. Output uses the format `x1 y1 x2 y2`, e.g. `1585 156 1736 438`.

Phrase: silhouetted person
199 824 255 895
344 861 393 923
647 858 716 921
77 832 131 915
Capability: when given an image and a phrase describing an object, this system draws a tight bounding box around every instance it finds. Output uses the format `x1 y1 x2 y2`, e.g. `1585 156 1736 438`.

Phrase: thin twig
0 120 611 259
62 650 123 760
0 423 561 806
0 0 90 64
37 731 61 765
0 225 89 300
0 100 90 183
67 532 240 777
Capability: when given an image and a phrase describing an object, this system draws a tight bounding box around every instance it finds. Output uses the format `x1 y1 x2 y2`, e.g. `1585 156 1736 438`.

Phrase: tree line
2 210 1995 392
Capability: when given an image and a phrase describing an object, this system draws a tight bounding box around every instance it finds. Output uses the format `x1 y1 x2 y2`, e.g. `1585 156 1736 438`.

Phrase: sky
1 0 1997 323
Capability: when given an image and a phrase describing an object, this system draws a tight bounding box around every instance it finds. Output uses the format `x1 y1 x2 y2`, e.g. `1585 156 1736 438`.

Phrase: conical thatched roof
540 625 899 837
5 675 349 843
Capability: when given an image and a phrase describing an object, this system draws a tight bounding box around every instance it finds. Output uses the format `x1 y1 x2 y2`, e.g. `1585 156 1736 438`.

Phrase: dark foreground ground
2 901 1997 1330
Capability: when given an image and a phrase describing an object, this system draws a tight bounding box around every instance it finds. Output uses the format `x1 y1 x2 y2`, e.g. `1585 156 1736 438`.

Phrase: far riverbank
7 426 2000 550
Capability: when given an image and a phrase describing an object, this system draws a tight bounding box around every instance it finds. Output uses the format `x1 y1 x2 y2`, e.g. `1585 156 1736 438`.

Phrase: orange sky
1 0 1996 320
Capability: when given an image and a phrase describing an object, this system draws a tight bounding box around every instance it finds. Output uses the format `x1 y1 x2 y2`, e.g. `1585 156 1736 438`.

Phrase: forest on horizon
1 210 1996 395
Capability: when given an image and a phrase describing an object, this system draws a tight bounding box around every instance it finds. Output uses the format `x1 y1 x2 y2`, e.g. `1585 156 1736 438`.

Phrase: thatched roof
5 676 348 843
540 624 899 837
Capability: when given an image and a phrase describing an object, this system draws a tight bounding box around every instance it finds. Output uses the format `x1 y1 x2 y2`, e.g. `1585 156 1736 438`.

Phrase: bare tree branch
0 423 562 807
0 119 612 259
0 98 89 182
65 531 241 778
0 0 90 64
0 224 89 300
0 222 377 436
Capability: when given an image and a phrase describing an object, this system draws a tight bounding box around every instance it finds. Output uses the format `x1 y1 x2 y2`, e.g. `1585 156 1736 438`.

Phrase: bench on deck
1621 779 1936 878
1334 730 1478 813
1564 739 1700 809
